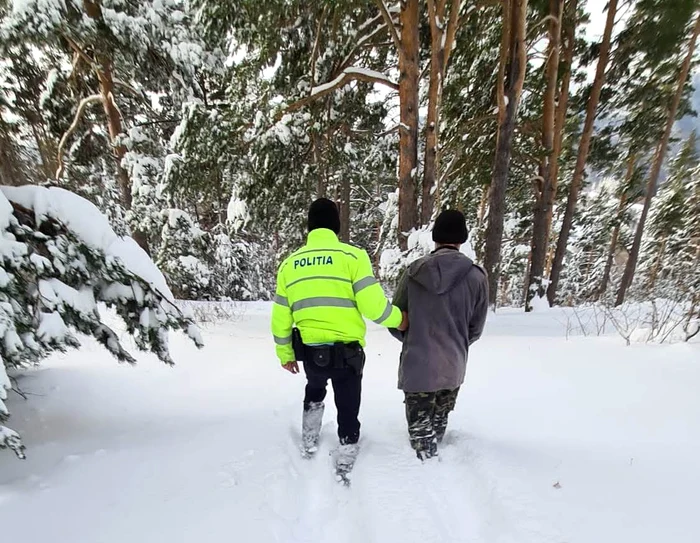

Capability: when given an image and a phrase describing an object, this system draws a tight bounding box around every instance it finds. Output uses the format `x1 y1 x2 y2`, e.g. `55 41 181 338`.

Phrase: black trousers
303 361 362 445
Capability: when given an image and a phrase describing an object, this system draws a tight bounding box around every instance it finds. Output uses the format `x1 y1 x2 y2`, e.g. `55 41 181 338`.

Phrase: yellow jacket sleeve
352 250 402 328
271 264 295 363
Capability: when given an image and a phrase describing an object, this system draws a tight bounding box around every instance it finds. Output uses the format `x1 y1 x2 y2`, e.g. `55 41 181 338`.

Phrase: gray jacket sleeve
468 268 489 345
388 269 409 342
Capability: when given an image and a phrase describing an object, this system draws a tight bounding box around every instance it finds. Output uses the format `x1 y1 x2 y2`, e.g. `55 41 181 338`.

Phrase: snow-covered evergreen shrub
558 189 620 305
0 185 203 458
156 210 273 301
156 209 211 299
209 228 273 301
121 127 169 251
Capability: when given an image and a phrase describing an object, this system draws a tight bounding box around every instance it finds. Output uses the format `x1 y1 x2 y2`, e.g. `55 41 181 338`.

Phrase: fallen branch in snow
9 376 43 400
687 322 700 341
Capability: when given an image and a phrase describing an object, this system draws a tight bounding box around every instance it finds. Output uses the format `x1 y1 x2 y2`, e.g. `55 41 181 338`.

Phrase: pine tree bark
483 0 529 307
647 238 667 290
546 0 618 306
598 152 636 297
545 0 577 264
421 0 461 225
339 176 351 243
526 0 564 311
0 120 27 185
397 0 420 249
81 0 149 254
95 63 131 210
615 12 700 306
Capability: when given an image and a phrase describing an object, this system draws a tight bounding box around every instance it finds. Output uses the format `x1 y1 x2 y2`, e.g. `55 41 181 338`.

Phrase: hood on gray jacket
390 247 489 393
409 248 474 295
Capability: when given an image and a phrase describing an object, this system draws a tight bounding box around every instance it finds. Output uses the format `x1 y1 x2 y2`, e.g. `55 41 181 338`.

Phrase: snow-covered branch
278 67 398 120
339 20 390 73
0 185 205 458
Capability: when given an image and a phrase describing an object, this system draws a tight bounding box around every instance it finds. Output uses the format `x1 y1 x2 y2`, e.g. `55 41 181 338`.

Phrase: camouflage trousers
404 388 460 459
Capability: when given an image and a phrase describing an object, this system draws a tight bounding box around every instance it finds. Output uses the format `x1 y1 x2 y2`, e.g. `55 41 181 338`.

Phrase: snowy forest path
0 303 699 543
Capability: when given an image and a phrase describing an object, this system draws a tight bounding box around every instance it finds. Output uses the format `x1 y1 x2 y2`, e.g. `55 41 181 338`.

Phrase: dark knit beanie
432 209 468 245
308 198 341 234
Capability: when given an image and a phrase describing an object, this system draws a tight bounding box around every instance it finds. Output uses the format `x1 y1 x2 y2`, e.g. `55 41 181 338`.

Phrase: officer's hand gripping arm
352 250 402 328
388 269 409 341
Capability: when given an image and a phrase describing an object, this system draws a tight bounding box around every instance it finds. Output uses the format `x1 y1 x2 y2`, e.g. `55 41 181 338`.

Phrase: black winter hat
432 209 469 245
308 198 341 234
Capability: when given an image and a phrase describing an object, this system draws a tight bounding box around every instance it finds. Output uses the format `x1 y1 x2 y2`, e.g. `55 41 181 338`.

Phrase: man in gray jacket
391 210 488 460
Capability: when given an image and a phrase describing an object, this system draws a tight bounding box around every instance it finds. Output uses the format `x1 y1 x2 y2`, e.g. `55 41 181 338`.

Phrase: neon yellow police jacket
271 228 402 363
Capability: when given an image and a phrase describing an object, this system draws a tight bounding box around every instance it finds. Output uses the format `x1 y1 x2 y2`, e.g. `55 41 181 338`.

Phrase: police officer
271 198 407 473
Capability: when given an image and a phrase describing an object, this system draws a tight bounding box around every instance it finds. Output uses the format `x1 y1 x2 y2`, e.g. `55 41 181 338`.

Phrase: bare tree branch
378 124 400 138
55 94 103 180
338 21 390 73
62 34 96 71
373 0 402 55
113 79 148 102
310 5 328 87
443 0 462 68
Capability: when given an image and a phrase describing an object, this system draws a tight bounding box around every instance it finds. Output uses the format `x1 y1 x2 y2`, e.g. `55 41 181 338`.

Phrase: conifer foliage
0 185 203 458
0 0 699 325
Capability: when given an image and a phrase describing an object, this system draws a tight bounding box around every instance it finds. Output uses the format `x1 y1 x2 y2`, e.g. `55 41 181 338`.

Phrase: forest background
1 0 699 328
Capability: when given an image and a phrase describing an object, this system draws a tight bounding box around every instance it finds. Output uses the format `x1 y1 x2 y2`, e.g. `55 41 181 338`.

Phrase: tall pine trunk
421 0 461 225
647 238 667 290
526 0 564 311
615 13 700 306
339 176 351 243
397 0 420 249
545 0 577 271
83 0 150 254
483 0 528 307
598 152 636 297
546 0 618 305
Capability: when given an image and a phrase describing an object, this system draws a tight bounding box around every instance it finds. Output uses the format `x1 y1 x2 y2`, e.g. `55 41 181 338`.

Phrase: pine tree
640 132 699 294
526 0 565 311
616 6 700 305
546 0 618 305
1 0 218 253
483 0 529 307
0 185 203 458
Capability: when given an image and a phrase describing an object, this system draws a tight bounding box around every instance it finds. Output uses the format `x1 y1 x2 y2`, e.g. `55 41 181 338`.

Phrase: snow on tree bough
0 185 204 458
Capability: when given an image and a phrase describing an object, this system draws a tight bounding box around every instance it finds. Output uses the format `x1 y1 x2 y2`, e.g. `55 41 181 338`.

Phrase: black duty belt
292 327 365 375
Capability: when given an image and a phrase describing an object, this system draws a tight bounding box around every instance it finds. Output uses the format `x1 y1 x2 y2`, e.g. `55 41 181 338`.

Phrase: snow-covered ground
1 303 698 543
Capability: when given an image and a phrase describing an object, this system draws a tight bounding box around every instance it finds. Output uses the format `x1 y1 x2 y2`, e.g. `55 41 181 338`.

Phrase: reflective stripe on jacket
271 228 401 363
